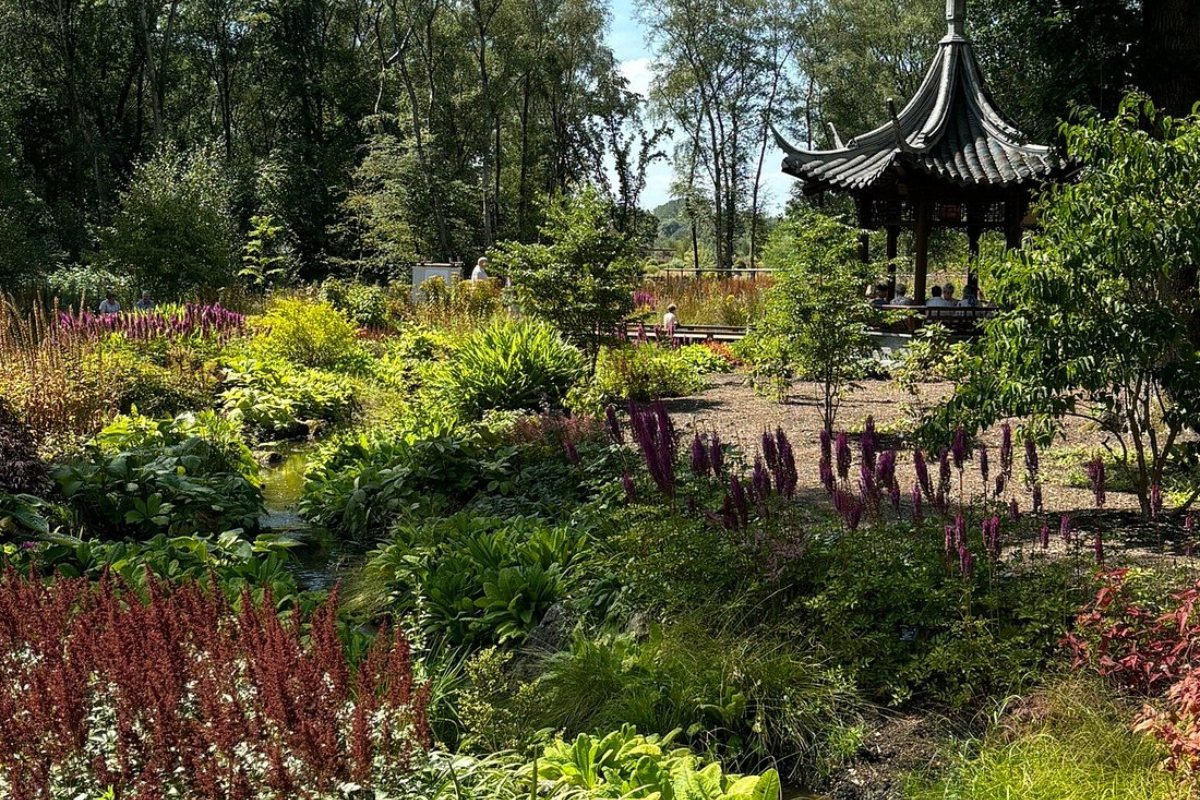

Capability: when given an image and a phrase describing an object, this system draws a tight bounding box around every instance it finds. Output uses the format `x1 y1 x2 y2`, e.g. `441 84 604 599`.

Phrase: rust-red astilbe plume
0 568 429 799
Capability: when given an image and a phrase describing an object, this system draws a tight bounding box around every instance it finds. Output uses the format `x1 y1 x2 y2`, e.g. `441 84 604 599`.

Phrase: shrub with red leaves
0 569 430 799
0 398 49 495
1067 568 1200 784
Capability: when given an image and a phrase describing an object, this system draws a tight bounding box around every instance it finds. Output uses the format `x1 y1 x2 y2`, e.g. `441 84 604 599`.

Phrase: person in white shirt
892 283 914 305
97 293 121 314
471 257 490 282
925 285 953 307
941 282 957 304
663 304 678 331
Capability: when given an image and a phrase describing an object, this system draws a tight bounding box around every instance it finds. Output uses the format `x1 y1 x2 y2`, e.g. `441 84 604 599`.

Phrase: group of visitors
97 291 154 314
871 279 985 308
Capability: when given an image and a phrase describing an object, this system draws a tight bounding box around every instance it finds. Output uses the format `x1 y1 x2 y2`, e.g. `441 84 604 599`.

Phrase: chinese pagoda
774 0 1059 303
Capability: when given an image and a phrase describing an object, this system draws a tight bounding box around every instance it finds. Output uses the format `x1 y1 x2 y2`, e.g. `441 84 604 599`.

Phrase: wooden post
913 198 932 304
967 225 981 284
859 231 870 264
886 225 900 299
1005 195 1024 250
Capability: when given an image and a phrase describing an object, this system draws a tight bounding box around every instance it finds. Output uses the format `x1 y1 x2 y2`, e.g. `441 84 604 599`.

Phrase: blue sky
605 0 794 212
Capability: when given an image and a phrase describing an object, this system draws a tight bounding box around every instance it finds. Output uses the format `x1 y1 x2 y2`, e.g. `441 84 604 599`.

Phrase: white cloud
620 57 654 99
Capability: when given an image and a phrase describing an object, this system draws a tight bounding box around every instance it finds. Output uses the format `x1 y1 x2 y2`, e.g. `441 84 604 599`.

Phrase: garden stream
258 444 359 591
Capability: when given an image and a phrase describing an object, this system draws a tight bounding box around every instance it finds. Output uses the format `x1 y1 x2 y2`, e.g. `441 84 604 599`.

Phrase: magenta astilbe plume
752 456 772 498
1040 524 1050 549
911 482 924 525
1087 458 1106 508
762 431 779 471
944 522 956 556
937 448 952 500
819 429 832 463
1094 531 1105 565
652 400 675 456
958 542 974 579
730 474 750 528
861 416 878 472
774 429 798 500
876 450 899 510
710 432 725 479
951 426 968 471
935 487 947 515
1025 436 1040 483
1008 498 1020 521
982 516 1001 562
1059 514 1072 544
1151 483 1163 519
622 471 637 501
859 462 877 506
629 402 675 497
690 433 711 477
605 405 623 444
819 456 835 494
914 450 933 503
954 511 968 550
835 433 852 481
978 444 990 495
1032 483 1043 514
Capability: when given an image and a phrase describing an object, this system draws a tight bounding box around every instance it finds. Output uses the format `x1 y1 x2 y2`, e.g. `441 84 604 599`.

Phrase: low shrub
433 317 585 420
356 512 589 647
54 412 263 539
0 572 430 799
677 342 737 374
220 357 359 437
533 623 859 780
299 427 503 541
255 296 366 370
591 344 706 403
0 397 48 494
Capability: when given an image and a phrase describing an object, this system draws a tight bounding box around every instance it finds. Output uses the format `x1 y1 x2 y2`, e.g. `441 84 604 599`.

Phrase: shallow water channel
257 444 360 591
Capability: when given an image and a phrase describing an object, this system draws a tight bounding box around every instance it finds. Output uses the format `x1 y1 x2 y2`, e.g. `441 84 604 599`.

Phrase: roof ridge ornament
946 0 966 37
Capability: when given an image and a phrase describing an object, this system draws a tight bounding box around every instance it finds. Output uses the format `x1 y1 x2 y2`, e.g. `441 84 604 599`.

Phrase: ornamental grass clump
0 572 430 799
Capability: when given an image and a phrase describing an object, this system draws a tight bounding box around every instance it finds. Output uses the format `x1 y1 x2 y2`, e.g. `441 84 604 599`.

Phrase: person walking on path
472 257 490 282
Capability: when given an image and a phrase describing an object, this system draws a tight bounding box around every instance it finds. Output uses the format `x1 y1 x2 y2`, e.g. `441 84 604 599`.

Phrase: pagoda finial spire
946 0 966 36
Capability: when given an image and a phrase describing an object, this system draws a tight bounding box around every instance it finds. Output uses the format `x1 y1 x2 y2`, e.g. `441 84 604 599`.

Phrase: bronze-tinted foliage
0 571 431 799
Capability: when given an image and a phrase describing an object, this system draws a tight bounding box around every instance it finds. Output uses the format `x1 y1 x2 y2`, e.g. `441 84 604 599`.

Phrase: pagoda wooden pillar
859 232 870 264
886 225 900 299
1004 195 1024 250
913 198 933 304
967 225 981 284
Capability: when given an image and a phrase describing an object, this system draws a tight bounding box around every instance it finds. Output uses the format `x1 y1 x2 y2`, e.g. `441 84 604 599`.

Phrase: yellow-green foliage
255 297 363 369
908 679 1176 800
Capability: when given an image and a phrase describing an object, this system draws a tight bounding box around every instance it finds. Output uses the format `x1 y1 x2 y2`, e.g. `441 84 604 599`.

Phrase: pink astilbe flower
978 444 990 495
951 426 969 471
690 432 711 477
605 405 623 444
999 422 1014 488
911 481 924 525
861 416 878 472
938 448 952 501
709 432 725 479
982 515 1002 562
958 542 974 579
1087 458 1106 508
1060 513 1073 544
914 450 933 503
836 433 852 481
1040 524 1050 549
1025 436 1040 483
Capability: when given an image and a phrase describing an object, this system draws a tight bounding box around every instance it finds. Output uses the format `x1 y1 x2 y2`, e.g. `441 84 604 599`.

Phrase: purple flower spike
859 462 877 505
819 457 835 494
1059 514 1072 544
861 416 878 472
710 432 724 479
1032 483 1043 514
730 474 749 527
819 429 832 463
1025 436 1040 482
911 482 924 525
914 450 933 502
951 426 968 471
775 429 798 500
958 543 974 579
983 516 1001 561
1040 524 1050 549
690 432 710 477
1087 458 1106 508
752 456 772 498
836 433 852 481
944 523 956 556
622 471 636 500
978 444 990 495
762 431 779 471
605 405 623 444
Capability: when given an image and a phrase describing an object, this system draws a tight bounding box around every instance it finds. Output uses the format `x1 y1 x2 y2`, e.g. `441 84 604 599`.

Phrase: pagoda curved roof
776 30 1057 194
